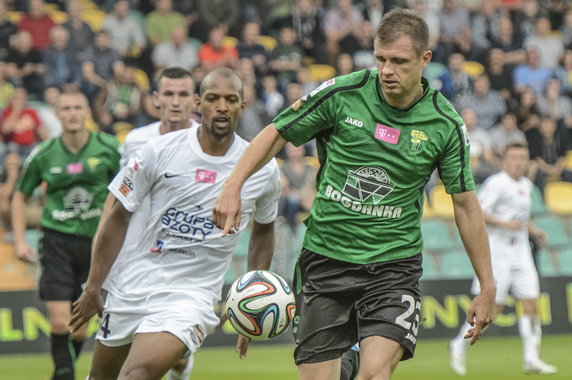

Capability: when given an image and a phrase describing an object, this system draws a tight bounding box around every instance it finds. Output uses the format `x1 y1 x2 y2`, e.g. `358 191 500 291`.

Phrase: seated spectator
434 0 471 64
411 0 440 51
0 87 47 158
274 0 325 64
362 0 383 30
438 52 473 102
237 22 267 75
513 48 553 96
269 25 303 89
336 52 354 76
462 108 499 184
260 74 284 118
236 57 257 88
35 86 61 138
61 0 93 60
490 111 527 156
0 0 17 61
194 0 240 42
561 9 572 49
485 48 515 102
279 143 317 233
537 78 572 125
103 0 146 58
152 26 199 73
323 0 363 66
145 0 186 47
0 62 14 109
236 82 270 142
469 0 504 63
94 62 143 134
523 16 564 70
526 117 572 194
42 26 81 90
81 30 124 102
0 152 20 243
554 49 572 96
5 30 45 99
339 20 375 71
17 0 56 51
198 26 239 71
491 14 525 65
456 73 506 130
295 66 319 95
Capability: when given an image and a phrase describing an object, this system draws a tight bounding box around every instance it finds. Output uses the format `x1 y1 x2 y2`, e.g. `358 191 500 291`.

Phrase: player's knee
171 358 188 372
357 360 396 380
51 320 71 334
118 365 155 380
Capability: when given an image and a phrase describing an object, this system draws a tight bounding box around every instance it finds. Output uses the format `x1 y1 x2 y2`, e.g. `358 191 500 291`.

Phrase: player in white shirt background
70 67 281 380
449 142 557 376
92 66 201 380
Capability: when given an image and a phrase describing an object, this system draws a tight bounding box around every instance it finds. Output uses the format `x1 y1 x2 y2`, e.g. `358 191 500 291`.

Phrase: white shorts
472 242 540 304
96 290 220 352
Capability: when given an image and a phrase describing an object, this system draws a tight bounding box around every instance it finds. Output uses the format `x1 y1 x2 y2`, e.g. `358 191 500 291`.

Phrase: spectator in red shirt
18 0 56 50
198 26 238 71
1 87 47 158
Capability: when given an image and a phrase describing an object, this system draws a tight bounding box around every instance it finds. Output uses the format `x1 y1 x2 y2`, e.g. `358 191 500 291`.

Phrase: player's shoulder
93 131 120 150
429 90 464 127
123 122 161 147
307 69 373 99
483 171 508 187
23 137 58 164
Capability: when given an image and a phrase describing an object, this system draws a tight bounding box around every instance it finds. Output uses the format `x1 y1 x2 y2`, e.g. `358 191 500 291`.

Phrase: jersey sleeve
478 176 501 215
252 162 281 224
438 119 475 194
108 143 156 213
15 146 43 196
273 78 339 147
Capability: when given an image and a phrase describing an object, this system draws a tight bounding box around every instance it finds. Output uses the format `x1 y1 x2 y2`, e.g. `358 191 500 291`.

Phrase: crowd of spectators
1 0 572 237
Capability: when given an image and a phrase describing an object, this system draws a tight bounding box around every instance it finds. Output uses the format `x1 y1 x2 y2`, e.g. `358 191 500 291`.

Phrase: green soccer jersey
274 70 474 264
16 132 120 238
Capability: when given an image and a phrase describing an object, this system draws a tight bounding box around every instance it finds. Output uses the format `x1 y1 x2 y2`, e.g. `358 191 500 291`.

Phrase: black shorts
292 249 423 365
38 228 92 302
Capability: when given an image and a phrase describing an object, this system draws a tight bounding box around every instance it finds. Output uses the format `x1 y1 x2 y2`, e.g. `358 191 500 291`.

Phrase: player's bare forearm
452 191 496 343
247 221 275 271
11 191 38 263
92 192 116 251
70 201 132 330
213 124 287 234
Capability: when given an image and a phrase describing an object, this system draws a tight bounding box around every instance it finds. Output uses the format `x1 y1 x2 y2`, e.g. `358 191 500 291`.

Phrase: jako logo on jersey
196 169 217 184
410 130 428 151
150 240 164 253
344 117 363 127
161 206 214 241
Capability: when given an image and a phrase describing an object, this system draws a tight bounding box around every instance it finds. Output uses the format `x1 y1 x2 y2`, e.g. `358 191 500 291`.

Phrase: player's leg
89 341 131 379
46 301 76 380
340 344 360 380
118 332 188 379
356 336 403 380
165 355 194 380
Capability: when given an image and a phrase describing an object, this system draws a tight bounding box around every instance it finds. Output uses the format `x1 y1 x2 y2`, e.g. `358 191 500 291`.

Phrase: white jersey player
71 68 281 380
450 142 556 376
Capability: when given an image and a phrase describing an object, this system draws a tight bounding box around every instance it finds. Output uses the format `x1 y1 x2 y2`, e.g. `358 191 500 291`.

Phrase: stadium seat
558 249 572 275
531 185 548 216
440 250 474 279
461 61 485 78
47 9 68 23
81 9 106 31
422 194 435 219
544 182 572 215
537 250 557 277
6 11 22 23
421 219 455 252
533 215 570 249
565 151 572 170
308 64 336 82
429 185 455 219
258 35 277 52
133 68 150 92
423 62 447 88
223 36 238 48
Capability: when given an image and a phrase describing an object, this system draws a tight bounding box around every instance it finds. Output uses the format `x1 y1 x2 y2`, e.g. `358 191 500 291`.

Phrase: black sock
50 333 74 380
340 348 360 380
72 339 84 360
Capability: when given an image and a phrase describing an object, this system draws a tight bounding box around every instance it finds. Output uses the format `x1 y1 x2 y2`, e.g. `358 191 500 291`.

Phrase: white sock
453 321 473 347
166 354 194 380
519 314 541 363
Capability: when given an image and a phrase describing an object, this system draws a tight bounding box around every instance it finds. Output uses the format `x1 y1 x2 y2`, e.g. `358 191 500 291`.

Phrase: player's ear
194 93 201 109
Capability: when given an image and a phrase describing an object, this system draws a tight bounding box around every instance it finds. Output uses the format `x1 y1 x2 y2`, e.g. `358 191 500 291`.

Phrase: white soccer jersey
104 127 281 308
479 171 532 249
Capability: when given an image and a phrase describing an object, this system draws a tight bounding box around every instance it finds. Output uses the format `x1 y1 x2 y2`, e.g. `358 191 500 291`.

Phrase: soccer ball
225 270 296 340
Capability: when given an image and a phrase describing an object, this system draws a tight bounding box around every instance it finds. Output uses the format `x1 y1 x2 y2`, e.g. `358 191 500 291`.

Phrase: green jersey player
12 90 119 380
214 9 496 380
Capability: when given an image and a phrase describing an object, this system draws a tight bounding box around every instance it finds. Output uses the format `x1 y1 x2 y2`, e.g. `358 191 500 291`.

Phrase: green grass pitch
1 335 570 379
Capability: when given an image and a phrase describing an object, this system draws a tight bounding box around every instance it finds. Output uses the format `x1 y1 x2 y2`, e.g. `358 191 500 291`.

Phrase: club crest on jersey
87 157 101 170
342 166 394 204
375 124 400 144
196 169 217 184
150 240 164 253
410 130 428 151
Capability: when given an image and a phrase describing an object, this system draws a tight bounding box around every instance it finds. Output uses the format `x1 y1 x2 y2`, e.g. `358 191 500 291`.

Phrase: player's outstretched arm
70 201 132 331
247 220 275 271
213 124 287 235
452 191 496 345
11 191 38 264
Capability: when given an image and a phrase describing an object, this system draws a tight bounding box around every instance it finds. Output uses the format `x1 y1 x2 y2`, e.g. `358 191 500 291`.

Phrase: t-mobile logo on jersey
196 169 217 184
